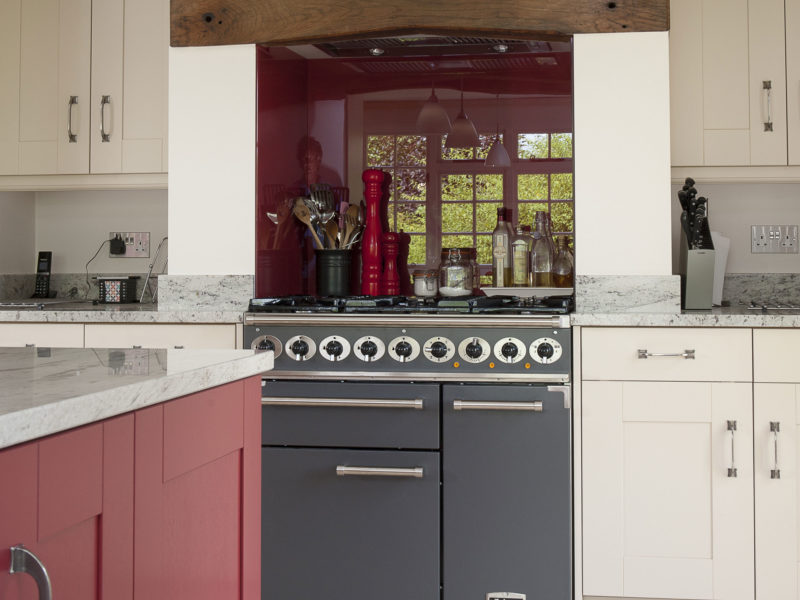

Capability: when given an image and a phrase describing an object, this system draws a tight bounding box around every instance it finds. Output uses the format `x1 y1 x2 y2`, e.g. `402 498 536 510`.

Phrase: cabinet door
788 0 800 165
0 1 21 174
0 323 84 347
18 0 90 175
754 384 799 599
91 0 168 174
582 380 754 599
84 323 237 349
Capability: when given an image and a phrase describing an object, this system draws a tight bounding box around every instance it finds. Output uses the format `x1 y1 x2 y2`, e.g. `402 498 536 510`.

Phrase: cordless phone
32 251 52 298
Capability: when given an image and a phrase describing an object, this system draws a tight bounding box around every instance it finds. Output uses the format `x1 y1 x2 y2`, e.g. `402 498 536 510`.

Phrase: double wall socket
751 225 799 253
109 232 150 257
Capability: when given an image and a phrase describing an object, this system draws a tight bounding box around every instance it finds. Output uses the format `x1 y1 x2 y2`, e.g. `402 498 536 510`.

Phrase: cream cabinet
789 0 800 165
83 324 237 349
0 323 84 347
670 0 790 167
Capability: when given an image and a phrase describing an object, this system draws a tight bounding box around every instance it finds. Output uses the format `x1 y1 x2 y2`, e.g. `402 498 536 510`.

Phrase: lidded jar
439 247 473 296
412 269 439 297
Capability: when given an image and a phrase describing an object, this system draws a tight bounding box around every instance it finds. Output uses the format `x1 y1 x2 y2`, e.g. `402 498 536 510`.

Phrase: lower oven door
442 383 572 600
262 447 440 600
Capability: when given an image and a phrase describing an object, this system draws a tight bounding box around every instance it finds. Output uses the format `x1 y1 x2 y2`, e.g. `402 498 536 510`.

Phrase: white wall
670 181 800 273
35 190 167 272
0 191 35 272
168 45 256 275
574 32 673 276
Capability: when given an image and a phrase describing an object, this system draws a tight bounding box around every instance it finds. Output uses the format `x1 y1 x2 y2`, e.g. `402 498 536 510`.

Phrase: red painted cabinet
0 376 261 600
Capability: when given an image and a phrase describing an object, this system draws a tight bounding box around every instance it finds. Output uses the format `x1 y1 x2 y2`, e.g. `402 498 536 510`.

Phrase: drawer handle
261 397 423 409
100 95 111 142
10 545 53 600
763 80 773 132
637 349 695 360
771 421 781 479
336 466 423 478
727 420 738 478
453 400 542 412
67 95 78 142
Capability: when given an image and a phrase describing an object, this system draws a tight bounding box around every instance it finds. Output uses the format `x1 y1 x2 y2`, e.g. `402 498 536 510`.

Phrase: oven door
442 383 572 600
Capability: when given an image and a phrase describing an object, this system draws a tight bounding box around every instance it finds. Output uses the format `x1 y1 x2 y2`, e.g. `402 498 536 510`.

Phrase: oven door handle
452 400 543 412
262 396 424 409
336 466 424 478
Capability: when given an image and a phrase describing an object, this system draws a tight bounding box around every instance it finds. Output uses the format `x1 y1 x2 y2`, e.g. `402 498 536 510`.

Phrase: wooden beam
171 0 669 48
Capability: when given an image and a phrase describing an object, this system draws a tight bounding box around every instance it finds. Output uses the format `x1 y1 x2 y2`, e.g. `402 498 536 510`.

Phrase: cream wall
0 191 34 273
574 32 673 276
168 44 256 275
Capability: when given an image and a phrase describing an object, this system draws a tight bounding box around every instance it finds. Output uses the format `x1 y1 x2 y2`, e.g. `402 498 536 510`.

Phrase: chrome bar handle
67 95 78 143
453 400 542 411
637 349 696 360
727 420 738 478
336 466 423 478
9 545 53 600
771 421 781 479
262 397 423 410
763 81 774 132
100 95 111 142
487 594 526 600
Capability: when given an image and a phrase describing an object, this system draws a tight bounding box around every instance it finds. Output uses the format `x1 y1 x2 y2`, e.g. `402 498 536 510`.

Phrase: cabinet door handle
261 397 423 409
67 95 78 143
336 466 423 478
771 421 781 479
100 95 111 142
9 545 53 600
763 81 774 132
727 420 738 477
637 349 695 359
453 400 542 411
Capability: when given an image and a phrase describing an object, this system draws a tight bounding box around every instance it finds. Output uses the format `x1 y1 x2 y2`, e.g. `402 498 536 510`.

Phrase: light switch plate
751 225 798 253
109 232 150 257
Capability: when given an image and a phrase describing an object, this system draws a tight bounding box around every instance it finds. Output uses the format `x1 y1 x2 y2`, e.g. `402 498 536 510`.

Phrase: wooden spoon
293 199 325 249
341 204 360 248
325 220 339 249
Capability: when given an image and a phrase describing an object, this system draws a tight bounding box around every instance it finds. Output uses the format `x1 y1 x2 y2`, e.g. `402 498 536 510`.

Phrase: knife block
679 223 715 310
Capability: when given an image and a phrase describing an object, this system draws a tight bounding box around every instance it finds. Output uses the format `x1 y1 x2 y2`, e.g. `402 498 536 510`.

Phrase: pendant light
485 94 511 167
445 89 480 148
415 82 451 135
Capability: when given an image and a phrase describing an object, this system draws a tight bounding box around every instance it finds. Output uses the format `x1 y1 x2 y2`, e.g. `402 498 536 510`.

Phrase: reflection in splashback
723 273 800 305
0 273 158 303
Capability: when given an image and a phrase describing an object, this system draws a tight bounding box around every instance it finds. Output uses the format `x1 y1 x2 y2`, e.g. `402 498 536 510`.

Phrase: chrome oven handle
453 400 542 412
336 466 423 478
10 545 53 600
261 397 423 409
637 349 695 359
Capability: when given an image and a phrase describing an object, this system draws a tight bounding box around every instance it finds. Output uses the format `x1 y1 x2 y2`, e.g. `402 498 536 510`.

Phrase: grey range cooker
244 294 573 600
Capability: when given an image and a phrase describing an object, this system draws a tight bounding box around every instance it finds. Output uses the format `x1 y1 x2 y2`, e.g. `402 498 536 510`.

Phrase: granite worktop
0 346 273 450
571 304 800 328
0 301 244 323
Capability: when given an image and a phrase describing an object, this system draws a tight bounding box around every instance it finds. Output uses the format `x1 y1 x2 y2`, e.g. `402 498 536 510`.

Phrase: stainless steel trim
10 545 53 600
336 465 423 478
244 313 570 329
262 396 423 409
547 384 572 409
67 95 78 143
453 400 543 411
727 420 738 478
264 370 570 383
100 95 111 142
637 349 695 360
763 80 773 132
771 421 781 479
487 594 526 600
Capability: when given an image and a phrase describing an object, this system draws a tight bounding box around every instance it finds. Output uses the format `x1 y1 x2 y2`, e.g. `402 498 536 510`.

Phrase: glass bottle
491 207 512 287
531 211 553 287
520 225 534 285
552 236 574 288
511 225 531 287
439 247 472 296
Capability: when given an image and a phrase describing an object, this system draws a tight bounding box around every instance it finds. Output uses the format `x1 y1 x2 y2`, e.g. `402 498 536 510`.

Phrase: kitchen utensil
325 220 339 249
341 204 360 247
293 198 325 249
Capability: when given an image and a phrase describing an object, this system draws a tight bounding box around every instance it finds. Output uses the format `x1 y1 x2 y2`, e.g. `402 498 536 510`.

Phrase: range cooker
244 294 573 600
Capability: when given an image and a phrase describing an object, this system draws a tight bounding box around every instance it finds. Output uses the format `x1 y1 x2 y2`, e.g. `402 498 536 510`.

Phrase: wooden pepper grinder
380 232 400 295
361 169 384 296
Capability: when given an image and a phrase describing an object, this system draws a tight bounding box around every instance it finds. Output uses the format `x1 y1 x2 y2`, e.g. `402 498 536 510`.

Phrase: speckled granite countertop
0 346 273 449
0 301 244 323
571 305 800 327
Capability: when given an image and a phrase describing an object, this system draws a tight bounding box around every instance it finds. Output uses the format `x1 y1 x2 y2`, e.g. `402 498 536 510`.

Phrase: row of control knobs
254 334 562 365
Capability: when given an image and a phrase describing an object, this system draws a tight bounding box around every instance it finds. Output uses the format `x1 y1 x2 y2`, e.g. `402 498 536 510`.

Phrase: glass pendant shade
444 92 479 148
415 87 452 135
485 134 511 167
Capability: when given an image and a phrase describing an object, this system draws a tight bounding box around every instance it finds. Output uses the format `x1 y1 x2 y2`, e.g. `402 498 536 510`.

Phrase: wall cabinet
670 0 795 167
0 0 167 177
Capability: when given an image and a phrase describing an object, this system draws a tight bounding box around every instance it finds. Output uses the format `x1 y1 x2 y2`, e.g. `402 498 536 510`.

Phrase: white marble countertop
0 346 273 449
571 305 800 327
0 301 244 323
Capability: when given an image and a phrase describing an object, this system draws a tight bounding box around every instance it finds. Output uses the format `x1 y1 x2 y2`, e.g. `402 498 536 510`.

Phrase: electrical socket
109 232 150 257
751 225 799 253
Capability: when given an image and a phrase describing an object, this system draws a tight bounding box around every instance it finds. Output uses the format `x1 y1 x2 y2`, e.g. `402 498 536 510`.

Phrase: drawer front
582 327 752 381
754 329 800 382
84 323 236 349
0 323 83 347
262 381 439 449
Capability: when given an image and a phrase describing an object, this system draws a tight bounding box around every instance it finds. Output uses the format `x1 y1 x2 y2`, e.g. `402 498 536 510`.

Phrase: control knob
325 340 343 357
395 341 413 358
501 342 518 359
388 336 420 363
360 340 378 357
285 335 316 362
257 338 274 351
529 337 563 365
250 334 282 358
537 342 555 359
457 336 490 363
291 339 309 357
465 340 483 359
319 335 350 362
353 336 385 362
430 341 448 359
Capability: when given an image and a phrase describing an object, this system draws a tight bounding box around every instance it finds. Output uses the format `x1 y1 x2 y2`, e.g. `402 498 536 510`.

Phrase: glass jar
439 247 473 296
412 269 439 297
458 247 479 293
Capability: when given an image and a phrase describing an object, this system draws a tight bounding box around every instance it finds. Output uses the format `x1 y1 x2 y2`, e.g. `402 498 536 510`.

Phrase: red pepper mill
380 232 400 295
361 169 384 295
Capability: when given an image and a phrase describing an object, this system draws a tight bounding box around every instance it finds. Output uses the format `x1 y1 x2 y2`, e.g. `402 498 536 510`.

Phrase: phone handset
32 251 52 299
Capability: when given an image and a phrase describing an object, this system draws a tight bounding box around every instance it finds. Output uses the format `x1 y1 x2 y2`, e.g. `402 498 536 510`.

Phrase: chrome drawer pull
261 397 423 409
771 421 781 479
727 420 738 478
336 466 423 478
637 349 695 360
100 95 111 142
67 95 78 142
453 400 542 412
763 80 774 132
10 545 52 600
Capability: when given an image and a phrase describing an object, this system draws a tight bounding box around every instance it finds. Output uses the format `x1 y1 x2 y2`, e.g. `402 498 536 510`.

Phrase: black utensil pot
315 249 352 296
